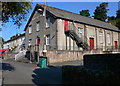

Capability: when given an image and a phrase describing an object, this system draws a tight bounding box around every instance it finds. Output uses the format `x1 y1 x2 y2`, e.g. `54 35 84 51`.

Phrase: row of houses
3 3 120 63
3 33 25 51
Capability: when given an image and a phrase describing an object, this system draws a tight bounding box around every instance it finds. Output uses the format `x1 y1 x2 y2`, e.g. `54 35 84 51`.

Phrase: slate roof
24 3 120 32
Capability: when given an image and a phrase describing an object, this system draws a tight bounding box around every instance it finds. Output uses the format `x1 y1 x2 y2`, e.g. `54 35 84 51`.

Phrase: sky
2 2 119 41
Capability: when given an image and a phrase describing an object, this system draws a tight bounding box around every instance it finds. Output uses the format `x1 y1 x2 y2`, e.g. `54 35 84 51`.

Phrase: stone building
24 3 120 63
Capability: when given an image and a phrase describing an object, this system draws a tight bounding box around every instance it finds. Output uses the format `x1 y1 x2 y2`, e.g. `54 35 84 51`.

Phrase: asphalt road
2 60 62 85
2 59 83 85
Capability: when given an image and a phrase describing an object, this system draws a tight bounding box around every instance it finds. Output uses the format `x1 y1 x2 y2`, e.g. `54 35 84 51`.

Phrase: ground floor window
46 34 50 45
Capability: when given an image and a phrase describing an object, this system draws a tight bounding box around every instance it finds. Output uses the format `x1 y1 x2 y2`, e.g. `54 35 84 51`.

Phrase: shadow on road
32 66 62 85
2 63 15 71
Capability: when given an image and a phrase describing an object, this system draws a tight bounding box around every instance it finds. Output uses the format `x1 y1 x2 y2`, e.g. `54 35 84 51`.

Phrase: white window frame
107 33 111 44
36 21 40 31
29 25 32 34
99 31 103 44
46 34 50 45
78 27 83 38
46 17 50 28
29 39 32 46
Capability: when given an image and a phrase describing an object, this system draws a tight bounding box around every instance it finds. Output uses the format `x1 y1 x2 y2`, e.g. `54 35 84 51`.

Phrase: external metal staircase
65 30 83 47
64 22 88 50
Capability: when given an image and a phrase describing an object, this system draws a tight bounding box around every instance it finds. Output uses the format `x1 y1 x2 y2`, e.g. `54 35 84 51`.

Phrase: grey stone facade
24 3 120 61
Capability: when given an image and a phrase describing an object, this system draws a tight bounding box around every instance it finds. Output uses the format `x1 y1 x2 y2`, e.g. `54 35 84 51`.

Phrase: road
2 59 83 85
2 60 62 85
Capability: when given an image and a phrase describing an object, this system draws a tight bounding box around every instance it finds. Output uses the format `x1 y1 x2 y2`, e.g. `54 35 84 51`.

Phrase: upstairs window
46 34 50 45
36 21 40 31
29 39 32 46
29 25 32 34
78 27 83 38
107 33 111 44
99 31 103 44
46 17 50 28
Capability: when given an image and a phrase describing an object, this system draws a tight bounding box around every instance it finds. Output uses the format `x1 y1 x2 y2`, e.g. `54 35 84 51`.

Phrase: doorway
89 38 94 49
114 41 117 49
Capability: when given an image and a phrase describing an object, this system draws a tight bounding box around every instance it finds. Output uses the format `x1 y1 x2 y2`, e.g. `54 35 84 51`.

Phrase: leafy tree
116 10 120 18
2 2 32 27
116 19 120 29
108 10 120 29
79 10 90 17
93 2 109 22
108 16 116 21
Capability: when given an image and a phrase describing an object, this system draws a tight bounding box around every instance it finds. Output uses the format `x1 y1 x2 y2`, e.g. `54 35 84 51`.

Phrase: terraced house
24 3 120 63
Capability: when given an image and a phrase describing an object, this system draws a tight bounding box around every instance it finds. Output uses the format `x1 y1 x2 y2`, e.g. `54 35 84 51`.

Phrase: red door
64 20 68 31
90 38 94 49
114 41 117 49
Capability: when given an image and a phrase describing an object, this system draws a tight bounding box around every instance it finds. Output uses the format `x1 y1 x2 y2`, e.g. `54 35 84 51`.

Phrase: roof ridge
37 3 117 27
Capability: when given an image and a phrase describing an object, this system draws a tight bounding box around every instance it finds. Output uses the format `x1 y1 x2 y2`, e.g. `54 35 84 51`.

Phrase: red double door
89 38 94 49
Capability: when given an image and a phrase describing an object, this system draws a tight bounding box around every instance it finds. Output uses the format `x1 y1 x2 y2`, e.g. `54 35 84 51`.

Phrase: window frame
46 34 50 45
46 17 51 28
29 25 32 34
36 21 40 31
99 31 103 44
106 33 111 44
29 39 32 46
78 27 83 38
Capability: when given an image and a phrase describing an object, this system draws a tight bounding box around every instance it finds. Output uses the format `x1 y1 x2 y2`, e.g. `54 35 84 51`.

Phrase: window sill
36 30 40 32
46 26 50 29
46 44 50 46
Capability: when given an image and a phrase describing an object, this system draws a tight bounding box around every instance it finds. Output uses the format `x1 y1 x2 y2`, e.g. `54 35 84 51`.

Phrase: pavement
2 58 83 85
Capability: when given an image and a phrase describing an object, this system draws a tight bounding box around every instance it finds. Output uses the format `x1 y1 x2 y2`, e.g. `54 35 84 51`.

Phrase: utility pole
43 0 47 56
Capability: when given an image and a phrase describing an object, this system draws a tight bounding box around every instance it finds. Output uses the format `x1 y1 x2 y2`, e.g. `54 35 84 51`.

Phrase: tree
108 10 120 29
116 10 120 18
93 2 109 22
2 2 32 27
79 10 90 17
116 19 120 29
108 16 116 21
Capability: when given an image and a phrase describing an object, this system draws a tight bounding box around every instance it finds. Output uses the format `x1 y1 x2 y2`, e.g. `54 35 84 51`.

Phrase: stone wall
46 50 106 63
46 50 83 63
83 53 120 71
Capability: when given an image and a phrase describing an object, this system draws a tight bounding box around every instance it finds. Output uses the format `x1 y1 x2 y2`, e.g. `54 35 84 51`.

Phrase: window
46 17 50 28
29 25 32 34
36 37 40 45
78 27 83 38
36 21 40 31
29 39 32 46
46 34 50 45
107 33 111 44
99 32 103 43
